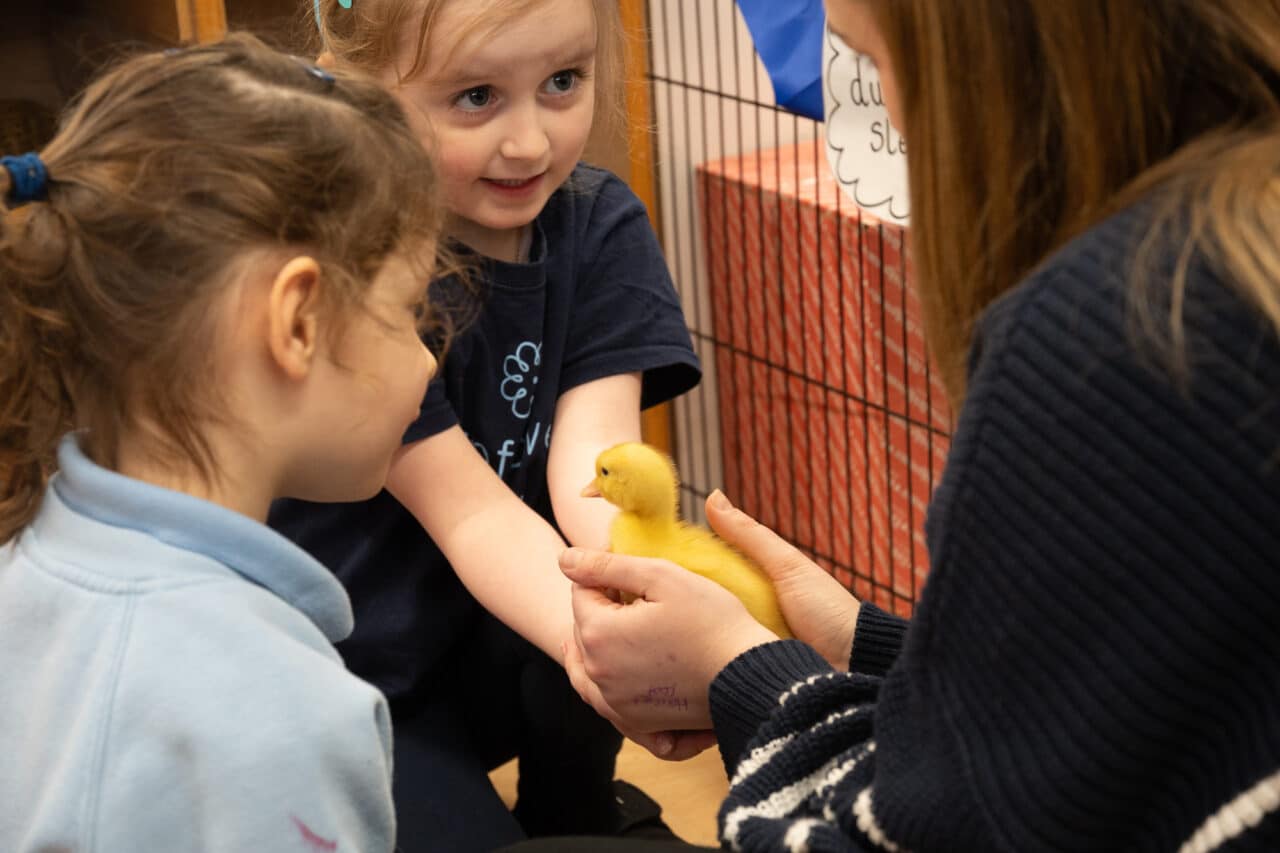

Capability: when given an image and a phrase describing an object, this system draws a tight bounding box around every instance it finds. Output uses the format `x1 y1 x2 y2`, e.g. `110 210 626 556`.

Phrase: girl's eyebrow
434 44 597 89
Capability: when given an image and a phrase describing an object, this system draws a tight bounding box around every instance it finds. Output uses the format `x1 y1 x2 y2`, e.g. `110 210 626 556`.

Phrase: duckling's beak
581 478 603 498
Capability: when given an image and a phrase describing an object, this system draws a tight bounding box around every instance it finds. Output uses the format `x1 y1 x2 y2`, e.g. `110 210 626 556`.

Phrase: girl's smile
483 172 547 198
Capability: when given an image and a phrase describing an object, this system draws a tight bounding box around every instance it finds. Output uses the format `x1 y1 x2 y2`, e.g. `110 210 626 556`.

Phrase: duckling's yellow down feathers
582 442 792 639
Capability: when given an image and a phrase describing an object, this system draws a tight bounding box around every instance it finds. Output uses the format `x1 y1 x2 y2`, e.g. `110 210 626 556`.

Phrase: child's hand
705 491 860 671
560 547 778 737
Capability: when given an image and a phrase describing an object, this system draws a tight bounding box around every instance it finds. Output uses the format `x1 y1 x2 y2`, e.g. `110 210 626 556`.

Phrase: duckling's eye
600 467 610 477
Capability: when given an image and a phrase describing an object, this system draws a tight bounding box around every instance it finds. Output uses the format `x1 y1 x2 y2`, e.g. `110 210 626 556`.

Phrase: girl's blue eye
544 70 579 95
455 86 493 111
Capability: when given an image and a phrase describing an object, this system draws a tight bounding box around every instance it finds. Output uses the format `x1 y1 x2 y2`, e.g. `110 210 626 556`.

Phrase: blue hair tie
1 153 49 206
289 54 336 87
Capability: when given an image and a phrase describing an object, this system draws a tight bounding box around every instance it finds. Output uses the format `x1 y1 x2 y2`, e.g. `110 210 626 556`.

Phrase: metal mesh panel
646 1 951 617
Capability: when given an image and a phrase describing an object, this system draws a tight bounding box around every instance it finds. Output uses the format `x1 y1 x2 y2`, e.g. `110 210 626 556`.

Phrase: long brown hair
0 33 448 543
868 0 1280 407
309 0 626 140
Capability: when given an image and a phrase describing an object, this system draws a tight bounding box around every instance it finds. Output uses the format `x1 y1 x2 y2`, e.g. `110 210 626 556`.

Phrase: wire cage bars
644 0 952 619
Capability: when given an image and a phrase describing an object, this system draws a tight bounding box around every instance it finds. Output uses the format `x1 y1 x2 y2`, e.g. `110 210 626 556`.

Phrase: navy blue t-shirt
269 165 701 701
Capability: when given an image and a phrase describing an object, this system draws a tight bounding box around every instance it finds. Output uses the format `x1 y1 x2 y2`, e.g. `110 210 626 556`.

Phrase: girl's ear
267 256 324 381
317 51 337 69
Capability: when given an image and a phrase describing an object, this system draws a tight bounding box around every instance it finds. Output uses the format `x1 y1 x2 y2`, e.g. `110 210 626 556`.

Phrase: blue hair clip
314 0 353 32
1 152 49 206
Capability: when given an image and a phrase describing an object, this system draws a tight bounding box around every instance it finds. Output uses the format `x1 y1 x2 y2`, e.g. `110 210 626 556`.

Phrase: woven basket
0 99 57 155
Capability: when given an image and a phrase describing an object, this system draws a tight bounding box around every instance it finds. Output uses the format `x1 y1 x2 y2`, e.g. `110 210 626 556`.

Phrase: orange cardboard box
697 142 950 616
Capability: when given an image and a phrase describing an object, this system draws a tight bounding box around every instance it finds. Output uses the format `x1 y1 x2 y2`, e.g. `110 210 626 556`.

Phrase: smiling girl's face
386 0 598 260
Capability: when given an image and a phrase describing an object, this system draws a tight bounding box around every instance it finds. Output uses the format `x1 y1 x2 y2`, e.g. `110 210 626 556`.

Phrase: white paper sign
822 25 910 224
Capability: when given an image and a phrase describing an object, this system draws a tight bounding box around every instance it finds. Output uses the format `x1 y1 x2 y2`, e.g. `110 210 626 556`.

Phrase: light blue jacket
0 436 395 852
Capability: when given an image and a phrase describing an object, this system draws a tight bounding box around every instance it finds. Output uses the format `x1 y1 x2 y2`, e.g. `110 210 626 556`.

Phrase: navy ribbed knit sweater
709 201 1280 852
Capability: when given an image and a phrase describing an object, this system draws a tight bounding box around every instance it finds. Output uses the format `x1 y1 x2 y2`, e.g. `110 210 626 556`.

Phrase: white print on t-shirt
501 341 541 419
467 340 552 481
471 421 553 481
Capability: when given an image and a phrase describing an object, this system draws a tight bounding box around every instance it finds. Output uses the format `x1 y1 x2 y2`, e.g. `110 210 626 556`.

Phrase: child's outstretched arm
387 426 579 664
546 372 643 549
385 372 642 665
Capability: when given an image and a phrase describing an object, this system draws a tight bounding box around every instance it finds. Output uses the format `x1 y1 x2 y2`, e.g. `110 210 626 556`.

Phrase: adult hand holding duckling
561 543 772 746
564 444 862 758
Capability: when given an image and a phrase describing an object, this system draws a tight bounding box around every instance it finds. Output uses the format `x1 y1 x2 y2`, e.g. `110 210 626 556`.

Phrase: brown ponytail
0 171 77 541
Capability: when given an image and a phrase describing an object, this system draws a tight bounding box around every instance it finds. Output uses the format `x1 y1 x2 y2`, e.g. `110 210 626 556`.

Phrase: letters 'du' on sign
822 25 910 225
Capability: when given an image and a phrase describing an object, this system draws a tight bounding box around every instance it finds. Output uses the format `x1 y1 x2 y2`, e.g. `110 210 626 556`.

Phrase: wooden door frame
620 0 676 455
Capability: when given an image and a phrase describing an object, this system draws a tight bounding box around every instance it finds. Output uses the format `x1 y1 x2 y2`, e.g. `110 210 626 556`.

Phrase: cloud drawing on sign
823 26 910 224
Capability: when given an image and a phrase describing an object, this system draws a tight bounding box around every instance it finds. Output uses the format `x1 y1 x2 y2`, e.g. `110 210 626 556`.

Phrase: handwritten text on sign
823 26 910 224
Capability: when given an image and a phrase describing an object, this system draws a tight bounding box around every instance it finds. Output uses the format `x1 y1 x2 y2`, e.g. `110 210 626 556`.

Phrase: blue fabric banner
735 0 826 121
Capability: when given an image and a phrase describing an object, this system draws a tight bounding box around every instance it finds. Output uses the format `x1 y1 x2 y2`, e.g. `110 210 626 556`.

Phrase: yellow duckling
581 442 792 639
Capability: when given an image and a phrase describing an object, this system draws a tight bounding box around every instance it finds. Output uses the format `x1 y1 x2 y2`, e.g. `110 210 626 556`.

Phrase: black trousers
390 609 625 853
498 840 717 852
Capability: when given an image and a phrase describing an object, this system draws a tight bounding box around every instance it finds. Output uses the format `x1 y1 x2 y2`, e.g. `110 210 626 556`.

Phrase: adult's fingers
569 575 622 617
628 730 676 758
561 637 627 730
662 730 718 761
704 490 816 583
559 547 680 601
629 729 717 761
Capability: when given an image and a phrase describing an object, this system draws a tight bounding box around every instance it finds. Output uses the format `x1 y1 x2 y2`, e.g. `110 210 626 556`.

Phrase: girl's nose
499 105 551 163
